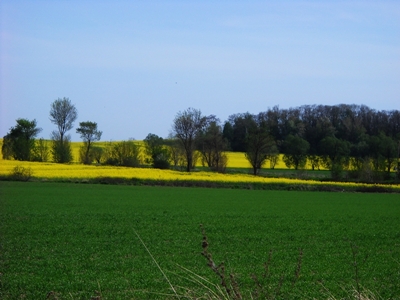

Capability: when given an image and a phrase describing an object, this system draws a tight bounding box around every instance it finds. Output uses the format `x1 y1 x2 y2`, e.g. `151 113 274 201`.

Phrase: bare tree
245 114 277 175
49 98 78 163
197 120 228 173
172 108 208 172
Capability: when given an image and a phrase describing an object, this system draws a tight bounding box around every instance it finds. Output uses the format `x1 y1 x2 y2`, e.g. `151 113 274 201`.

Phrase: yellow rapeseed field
1 140 398 190
1 158 399 191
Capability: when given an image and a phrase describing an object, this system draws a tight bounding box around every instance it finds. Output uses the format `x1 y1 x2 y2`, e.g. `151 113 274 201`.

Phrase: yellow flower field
1 139 398 190
1 158 399 191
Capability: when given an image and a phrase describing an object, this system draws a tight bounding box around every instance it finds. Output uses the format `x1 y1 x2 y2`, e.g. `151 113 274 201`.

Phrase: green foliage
9 166 33 181
1 182 399 299
163 136 185 170
144 133 171 169
267 150 280 169
1 135 13 160
226 113 255 152
307 155 321 171
31 138 50 162
76 121 102 164
282 135 310 170
103 140 141 167
90 146 103 164
245 115 277 175
319 136 350 179
2 119 42 161
51 134 73 163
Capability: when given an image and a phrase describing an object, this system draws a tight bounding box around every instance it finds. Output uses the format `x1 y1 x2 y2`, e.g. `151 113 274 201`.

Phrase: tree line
2 99 400 181
223 104 400 179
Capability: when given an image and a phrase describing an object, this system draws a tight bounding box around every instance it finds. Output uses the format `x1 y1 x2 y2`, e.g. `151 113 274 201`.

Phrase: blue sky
1 1 399 141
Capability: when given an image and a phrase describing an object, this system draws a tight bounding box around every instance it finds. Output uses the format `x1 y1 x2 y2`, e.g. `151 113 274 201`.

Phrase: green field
1 182 399 299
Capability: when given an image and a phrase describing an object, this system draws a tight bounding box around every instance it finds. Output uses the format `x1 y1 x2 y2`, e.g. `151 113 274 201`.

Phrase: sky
1 1 399 141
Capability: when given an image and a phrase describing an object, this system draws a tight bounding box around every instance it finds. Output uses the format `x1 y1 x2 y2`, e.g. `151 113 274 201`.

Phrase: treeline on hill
2 98 400 183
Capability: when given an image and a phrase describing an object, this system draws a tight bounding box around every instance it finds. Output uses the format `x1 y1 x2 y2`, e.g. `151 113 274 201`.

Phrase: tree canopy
76 121 102 164
2 119 42 161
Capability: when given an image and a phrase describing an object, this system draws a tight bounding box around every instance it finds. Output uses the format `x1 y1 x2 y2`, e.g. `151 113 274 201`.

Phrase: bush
104 157 119 166
10 166 33 181
153 159 170 169
330 163 344 180
51 138 73 163
91 146 103 164
31 138 50 162
102 141 141 167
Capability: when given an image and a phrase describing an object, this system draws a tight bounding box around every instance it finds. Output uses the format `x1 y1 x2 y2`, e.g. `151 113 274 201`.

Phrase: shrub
153 158 170 169
10 166 33 181
103 141 141 167
32 138 50 162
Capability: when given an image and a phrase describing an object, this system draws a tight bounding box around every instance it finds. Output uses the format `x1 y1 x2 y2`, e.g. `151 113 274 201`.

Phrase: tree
197 120 228 173
368 134 387 174
245 114 276 175
103 141 141 167
49 97 78 163
76 121 102 164
377 133 397 177
307 155 321 171
1 135 13 159
222 121 234 150
91 146 104 164
32 138 50 162
282 135 310 170
143 133 171 169
172 108 208 172
319 136 350 179
164 135 186 170
267 147 280 169
2 119 42 161
226 113 255 152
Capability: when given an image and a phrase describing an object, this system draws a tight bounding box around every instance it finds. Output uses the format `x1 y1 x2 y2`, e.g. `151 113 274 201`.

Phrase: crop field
1 181 399 299
1 158 399 193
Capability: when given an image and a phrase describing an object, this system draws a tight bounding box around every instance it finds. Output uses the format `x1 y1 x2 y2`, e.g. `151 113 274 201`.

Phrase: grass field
1 181 399 299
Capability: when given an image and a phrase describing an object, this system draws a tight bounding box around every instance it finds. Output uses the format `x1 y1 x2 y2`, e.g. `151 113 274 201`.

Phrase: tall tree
228 113 255 152
319 136 350 179
282 134 310 170
172 108 208 172
49 97 78 163
76 121 102 164
197 120 228 172
377 133 397 177
144 133 171 169
245 114 276 175
2 119 42 161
